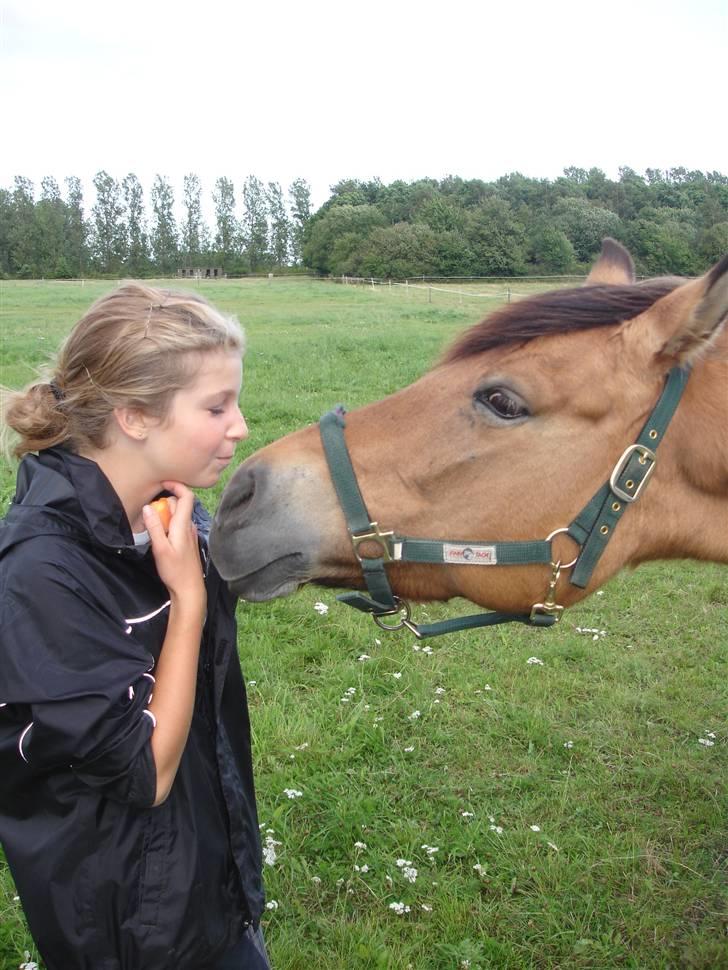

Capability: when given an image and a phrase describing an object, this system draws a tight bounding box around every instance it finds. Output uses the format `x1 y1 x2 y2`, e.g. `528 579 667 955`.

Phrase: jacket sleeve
1 551 158 808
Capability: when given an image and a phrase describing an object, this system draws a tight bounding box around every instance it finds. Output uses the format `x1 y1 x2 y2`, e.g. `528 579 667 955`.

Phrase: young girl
0 284 270 969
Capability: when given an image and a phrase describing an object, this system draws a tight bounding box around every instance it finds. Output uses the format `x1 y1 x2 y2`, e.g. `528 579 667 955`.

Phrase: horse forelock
441 279 683 363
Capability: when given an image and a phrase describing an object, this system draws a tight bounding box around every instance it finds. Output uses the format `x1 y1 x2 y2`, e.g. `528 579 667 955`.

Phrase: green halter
319 366 690 640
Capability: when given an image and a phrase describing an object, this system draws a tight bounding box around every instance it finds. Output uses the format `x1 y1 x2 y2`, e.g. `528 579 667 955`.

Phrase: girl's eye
209 407 225 416
475 387 529 420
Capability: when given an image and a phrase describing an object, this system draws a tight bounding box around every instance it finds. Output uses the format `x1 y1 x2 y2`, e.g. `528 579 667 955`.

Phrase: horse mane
441 279 683 363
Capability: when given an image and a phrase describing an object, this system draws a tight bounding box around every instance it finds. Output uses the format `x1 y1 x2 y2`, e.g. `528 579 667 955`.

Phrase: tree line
1 167 726 280
0 173 313 279
304 168 727 278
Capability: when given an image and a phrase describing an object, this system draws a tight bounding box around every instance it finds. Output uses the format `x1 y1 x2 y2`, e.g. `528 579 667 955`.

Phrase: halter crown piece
318 366 690 640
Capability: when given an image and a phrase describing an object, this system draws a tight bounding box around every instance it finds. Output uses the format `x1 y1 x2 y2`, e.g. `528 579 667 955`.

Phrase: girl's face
144 349 248 488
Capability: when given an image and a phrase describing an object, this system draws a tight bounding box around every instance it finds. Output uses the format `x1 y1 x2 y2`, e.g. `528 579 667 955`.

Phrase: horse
209 240 728 637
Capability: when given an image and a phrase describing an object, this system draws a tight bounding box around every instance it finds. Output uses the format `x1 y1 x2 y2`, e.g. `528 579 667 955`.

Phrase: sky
1 0 725 219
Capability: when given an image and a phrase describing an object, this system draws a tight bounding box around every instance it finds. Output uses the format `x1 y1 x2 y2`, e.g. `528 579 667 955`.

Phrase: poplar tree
150 175 179 276
288 178 312 264
122 173 148 277
10 177 38 277
64 176 87 277
36 177 67 277
182 173 205 268
266 181 290 267
91 170 126 274
241 175 269 272
212 176 238 269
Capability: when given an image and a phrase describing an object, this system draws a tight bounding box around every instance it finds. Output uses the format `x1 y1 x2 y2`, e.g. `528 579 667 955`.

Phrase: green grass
1 279 726 970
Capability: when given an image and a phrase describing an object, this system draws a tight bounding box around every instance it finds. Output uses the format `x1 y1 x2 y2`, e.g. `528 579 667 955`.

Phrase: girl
0 284 270 969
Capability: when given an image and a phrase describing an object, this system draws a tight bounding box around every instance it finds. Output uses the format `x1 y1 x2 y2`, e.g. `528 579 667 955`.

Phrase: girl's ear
585 238 636 285
113 406 151 441
622 254 728 370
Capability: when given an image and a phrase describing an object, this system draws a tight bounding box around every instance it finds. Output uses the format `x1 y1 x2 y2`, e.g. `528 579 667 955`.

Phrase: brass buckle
609 445 657 503
351 522 394 562
373 596 412 631
530 561 564 624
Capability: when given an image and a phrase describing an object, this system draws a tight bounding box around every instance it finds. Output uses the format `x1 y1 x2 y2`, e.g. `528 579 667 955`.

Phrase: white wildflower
396 858 412 868
19 955 39 970
294 742 309 751
527 657 544 665
564 741 574 749
265 899 279 911
354 863 370 873
392 672 403 679
434 687 446 695
358 654 371 662
346 687 357 694
389 901 411 915
408 710 421 720
311 876 322 884
489 824 503 834
473 863 486 876
421 844 439 855
421 903 433 912
421 645 433 654
547 842 559 852
461 811 474 818
402 866 418 883
262 832 282 866
313 601 329 614
248 680 257 687
404 745 415 752
484 684 492 691
698 737 715 746
354 841 367 850
283 788 303 799
530 825 541 832
374 638 382 646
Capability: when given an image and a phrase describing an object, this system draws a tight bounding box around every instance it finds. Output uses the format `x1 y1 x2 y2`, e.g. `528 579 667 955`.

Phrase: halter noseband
319 366 690 640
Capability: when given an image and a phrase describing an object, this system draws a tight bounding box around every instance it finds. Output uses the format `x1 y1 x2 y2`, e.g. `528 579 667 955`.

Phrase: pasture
1 278 726 969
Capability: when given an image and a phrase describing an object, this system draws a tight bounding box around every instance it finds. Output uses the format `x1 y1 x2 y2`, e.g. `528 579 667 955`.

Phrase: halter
319 366 690 640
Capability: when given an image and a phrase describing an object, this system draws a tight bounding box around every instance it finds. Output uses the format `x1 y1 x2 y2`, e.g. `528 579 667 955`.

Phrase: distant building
177 267 225 279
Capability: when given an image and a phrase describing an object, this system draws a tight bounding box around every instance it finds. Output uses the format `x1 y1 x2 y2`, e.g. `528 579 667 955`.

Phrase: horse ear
585 238 636 285
627 254 728 367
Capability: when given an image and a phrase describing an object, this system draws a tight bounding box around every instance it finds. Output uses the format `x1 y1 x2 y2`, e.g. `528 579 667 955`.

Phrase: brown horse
210 241 728 630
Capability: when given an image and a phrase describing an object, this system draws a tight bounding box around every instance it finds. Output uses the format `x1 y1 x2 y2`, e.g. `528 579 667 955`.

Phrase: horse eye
476 387 529 420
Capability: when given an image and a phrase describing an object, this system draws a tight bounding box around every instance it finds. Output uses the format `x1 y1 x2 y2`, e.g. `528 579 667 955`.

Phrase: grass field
0 278 726 969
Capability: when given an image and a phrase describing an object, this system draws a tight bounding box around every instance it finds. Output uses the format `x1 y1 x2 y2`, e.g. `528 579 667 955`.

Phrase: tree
9 177 39 277
553 197 622 263
64 176 87 277
91 171 126 274
35 177 68 277
356 223 439 278
266 181 290 267
150 175 179 275
240 176 269 272
182 174 206 268
526 223 576 273
288 178 311 265
302 204 386 275
465 199 526 276
122 174 148 277
212 177 239 270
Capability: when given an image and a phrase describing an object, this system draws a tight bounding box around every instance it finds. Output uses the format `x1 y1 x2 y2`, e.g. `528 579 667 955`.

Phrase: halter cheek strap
319 366 690 640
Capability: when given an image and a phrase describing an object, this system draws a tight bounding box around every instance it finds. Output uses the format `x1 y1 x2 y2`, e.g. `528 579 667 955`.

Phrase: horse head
210 241 728 625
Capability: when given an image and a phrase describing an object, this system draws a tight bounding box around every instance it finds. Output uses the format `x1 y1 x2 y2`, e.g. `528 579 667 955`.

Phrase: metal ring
545 528 579 569
373 596 412 631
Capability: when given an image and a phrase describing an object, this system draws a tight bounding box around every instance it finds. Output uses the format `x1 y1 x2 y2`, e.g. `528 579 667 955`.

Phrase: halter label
443 543 498 565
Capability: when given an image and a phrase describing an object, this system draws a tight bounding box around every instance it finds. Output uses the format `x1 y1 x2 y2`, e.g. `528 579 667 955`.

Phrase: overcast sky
1 0 725 216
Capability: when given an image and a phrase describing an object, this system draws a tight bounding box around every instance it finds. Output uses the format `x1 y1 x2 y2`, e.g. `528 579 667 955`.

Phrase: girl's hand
143 482 206 617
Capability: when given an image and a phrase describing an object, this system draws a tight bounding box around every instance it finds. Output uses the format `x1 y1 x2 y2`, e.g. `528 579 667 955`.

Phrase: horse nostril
218 463 260 526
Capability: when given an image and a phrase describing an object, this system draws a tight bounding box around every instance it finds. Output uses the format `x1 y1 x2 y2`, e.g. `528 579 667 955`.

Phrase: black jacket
0 448 264 970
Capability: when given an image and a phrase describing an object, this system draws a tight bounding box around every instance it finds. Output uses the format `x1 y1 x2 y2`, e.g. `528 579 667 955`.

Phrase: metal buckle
609 445 657 503
351 522 395 562
530 561 564 624
373 596 412 630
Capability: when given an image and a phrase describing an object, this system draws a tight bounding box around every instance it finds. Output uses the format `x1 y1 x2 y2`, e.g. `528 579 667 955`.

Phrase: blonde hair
2 282 245 458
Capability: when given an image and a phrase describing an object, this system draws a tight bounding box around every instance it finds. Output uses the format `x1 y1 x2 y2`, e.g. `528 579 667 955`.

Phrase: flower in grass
435 687 446 695
19 955 39 970
547 842 560 852
421 903 433 912
392 672 403 679
473 863 487 876
527 656 544 665
266 899 279 911
564 741 574 749
248 680 257 687
698 737 715 747
389 901 411 915
354 841 367 850
529 825 541 832
358 654 371 662
404 745 415 752
461 811 474 818
313 601 329 614
294 742 309 751
408 710 421 720
422 645 433 655
354 863 370 873
283 788 303 798
374 638 382 646
489 824 503 834
311 876 322 884
421 844 439 856
263 832 282 866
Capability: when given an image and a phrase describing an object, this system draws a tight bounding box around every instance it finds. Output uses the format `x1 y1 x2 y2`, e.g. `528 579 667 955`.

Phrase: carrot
150 497 172 533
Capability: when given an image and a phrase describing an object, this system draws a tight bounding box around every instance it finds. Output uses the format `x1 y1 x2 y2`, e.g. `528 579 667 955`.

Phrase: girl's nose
229 408 248 441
